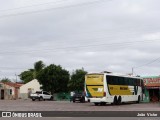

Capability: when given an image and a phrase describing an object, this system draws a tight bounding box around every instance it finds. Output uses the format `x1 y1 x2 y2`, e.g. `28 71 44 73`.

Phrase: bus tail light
103 92 106 96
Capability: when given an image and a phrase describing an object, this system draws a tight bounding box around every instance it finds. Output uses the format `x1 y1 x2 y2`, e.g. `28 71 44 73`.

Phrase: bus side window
134 79 138 86
106 76 112 85
122 77 128 85
136 79 140 86
113 76 118 85
134 79 137 86
129 78 134 86
118 77 124 85
140 79 144 87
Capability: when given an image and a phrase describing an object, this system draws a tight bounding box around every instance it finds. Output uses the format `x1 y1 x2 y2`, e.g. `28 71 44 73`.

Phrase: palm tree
33 60 45 79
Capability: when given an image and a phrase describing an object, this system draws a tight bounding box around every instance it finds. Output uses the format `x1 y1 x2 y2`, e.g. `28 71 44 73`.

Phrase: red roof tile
1 82 24 88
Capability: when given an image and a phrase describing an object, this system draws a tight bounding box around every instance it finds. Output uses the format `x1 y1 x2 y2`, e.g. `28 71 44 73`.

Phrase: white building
20 79 42 99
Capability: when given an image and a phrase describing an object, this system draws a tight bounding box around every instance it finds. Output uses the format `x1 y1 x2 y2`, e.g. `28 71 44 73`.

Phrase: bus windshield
85 74 104 97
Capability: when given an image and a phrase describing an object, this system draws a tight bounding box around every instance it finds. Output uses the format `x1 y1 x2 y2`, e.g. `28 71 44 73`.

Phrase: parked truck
30 91 53 101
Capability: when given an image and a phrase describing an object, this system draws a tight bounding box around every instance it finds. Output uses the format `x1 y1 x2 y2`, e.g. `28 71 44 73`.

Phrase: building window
10 89 12 95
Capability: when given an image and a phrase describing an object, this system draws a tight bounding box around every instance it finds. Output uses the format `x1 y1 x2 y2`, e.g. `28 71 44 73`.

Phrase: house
0 82 23 100
143 76 160 102
20 79 42 99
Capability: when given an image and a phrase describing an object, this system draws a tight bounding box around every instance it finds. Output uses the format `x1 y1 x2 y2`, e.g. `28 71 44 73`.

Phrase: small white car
30 91 53 101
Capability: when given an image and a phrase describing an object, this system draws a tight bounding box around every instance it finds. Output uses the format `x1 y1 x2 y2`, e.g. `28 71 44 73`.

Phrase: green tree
37 64 70 94
68 68 87 92
0 77 11 83
19 69 34 83
33 60 45 79
19 60 45 83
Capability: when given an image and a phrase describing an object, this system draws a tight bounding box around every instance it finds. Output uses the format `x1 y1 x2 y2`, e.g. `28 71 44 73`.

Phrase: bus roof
86 73 142 79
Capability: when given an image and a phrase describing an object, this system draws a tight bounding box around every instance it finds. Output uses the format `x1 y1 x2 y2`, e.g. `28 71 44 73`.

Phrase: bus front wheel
136 96 140 103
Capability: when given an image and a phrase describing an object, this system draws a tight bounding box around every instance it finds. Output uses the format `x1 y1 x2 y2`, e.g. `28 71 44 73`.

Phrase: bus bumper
88 97 106 103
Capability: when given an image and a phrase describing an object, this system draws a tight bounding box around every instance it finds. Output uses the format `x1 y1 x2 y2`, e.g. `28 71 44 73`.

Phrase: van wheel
50 96 53 101
117 96 121 105
113 96 117 105
39 97 43 101
136 96 140 103
81 97 85 103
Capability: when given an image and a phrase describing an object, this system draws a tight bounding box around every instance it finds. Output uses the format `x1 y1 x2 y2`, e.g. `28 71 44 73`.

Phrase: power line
134 57 160 69
0 0 68 12
132 56 160 75
0 67 26 70
0 38 159 55
0 0 106 19
37 29 157 46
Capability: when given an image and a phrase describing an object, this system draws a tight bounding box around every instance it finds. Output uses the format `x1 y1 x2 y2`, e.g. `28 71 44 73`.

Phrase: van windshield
36 91 42 94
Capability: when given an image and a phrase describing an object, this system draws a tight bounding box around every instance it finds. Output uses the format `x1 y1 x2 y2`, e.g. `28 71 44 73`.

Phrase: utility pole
15 73 17 83
14 73 17 100
132 67 134 75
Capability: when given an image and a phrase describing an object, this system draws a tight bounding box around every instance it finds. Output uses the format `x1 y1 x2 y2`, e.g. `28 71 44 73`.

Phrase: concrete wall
0 83 15 100
19 93 28 100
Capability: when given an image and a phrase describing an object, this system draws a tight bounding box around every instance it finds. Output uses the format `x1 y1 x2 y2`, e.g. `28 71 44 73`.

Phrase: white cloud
142 32 160 40
0 0 160 80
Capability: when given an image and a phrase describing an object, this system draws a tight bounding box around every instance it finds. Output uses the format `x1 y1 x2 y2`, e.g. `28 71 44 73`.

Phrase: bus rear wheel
94 103 99 106
113 96 118 105
117 96 122 105
100 102 106 106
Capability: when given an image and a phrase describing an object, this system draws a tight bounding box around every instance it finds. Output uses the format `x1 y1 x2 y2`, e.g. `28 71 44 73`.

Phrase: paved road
0 100 159 120
0 99 159 111
2 117 160 120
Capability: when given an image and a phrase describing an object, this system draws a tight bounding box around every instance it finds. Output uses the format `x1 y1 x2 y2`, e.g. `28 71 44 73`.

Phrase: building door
15 88 18 99
28 88 33 98
149 89 159 102
1 89 4 100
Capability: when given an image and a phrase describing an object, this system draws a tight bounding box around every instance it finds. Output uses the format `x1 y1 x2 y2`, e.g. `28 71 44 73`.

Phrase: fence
53 92 70 101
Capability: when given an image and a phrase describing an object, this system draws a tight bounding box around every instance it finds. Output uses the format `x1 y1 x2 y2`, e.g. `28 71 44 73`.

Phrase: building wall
0 83 15 100
20 79 41 99
143 76 160 102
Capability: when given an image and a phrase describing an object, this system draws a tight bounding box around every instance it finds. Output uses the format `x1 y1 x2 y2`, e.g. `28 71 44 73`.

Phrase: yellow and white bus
85 73 144 105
